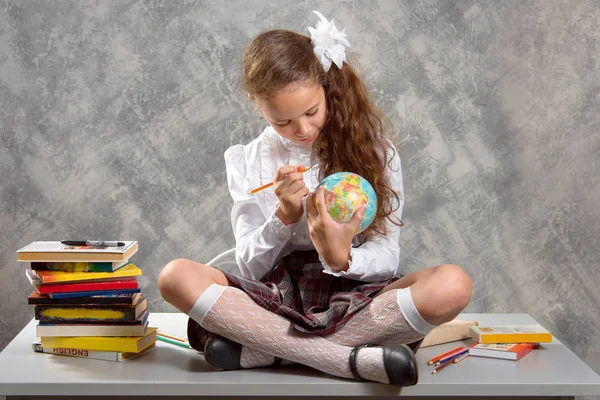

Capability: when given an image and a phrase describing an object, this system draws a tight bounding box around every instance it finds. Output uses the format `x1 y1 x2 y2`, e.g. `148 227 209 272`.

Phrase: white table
1 313 599 399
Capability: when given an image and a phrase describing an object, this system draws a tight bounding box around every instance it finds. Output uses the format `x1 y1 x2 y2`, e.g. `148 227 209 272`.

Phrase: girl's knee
158 258 229 308
435 264 473 309
158 259 213 298
158 258 190 298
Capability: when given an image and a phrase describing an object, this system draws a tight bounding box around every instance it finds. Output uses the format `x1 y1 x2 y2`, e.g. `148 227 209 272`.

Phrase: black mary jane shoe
204 334 283 370
348 344 418 387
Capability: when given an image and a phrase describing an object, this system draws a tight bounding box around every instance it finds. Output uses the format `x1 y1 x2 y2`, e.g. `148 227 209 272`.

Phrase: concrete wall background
1 1 598 395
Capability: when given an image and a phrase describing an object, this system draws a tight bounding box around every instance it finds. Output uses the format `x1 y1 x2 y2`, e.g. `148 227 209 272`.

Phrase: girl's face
256 81 327 147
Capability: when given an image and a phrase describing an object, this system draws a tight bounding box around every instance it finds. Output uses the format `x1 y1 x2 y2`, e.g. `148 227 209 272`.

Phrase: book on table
469 342 539 360
34 298 148 323
30 260 130 272
40 327 158 353
32 340 157 362
470 325 552 344
36 313 150 337
47 289 141 299
26 269 139 294
28 291 143 305
37 307 149 325
36 320 149 337
31 263 142 284
17 241 138 262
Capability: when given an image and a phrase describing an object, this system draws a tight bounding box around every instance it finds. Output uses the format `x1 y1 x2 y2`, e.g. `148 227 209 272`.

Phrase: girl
158 11 472 386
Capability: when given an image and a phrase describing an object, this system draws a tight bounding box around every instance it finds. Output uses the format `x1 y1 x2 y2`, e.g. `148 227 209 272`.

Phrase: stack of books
17 241 158 362
468 325 553 361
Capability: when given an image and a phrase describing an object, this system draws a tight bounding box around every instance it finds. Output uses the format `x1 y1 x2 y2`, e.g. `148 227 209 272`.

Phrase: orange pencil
247 164 317 195
427 345 465 365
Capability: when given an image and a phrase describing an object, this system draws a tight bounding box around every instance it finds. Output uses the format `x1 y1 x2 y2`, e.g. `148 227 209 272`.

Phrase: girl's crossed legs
158 259 472 383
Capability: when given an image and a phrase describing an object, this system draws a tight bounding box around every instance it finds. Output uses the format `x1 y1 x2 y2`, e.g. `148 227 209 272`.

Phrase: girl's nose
296 118 310 135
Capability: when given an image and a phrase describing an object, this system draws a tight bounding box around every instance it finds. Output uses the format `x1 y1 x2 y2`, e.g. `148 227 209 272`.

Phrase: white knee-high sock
189 285 434 369
188 284 392 383
394 286 437 337
324 288 433 346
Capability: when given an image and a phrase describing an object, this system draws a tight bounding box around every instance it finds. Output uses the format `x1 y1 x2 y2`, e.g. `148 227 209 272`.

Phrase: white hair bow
308 11 351 72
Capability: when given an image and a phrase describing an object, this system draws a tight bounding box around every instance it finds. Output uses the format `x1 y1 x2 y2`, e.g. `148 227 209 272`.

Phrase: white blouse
224 126 405 283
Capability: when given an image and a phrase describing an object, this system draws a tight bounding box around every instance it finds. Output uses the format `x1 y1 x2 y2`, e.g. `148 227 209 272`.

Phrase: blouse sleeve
319 147 404 282
224 145 297 281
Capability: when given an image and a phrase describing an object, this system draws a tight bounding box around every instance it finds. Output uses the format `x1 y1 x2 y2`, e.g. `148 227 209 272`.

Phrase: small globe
315 172 377 233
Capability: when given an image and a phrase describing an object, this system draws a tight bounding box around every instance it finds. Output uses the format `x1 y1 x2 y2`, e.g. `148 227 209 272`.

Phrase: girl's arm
224 145 297 280
318 148 405 282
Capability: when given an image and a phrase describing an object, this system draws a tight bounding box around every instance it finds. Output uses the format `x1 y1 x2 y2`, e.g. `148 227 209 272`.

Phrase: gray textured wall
1 0 599 388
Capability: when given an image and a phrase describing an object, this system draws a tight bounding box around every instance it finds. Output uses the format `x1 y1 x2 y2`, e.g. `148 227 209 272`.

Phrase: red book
36 279 139 294
468 342 539 361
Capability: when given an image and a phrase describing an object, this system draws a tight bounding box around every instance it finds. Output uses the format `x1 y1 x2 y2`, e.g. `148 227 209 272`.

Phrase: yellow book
470 325 553 344
33 263 142 284
35 298 147 323
40 327 157 353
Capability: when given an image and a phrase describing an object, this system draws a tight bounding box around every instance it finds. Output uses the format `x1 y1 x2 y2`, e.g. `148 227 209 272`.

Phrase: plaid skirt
187 250 398 352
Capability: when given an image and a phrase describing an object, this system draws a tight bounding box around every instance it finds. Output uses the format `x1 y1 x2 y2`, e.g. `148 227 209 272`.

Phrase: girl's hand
274 165 310 225
306 187 365 271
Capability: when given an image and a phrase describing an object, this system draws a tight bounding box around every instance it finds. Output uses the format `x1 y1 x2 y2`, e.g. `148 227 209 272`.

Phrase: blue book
30 261 130 273
28 291 141 305
48 288 141 299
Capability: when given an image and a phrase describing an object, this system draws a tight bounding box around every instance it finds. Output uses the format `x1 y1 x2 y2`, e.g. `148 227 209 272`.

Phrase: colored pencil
434 342 478 365
157 335 191 349
434 347 470 366
247 165 317 195
427 345 465 365
453 352 469 363
157 331 187 343
432 354 461 374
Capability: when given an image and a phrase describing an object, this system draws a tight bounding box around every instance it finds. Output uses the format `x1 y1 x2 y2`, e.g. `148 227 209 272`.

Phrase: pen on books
247 164 317 195
157 335 191 349
61 240 126 247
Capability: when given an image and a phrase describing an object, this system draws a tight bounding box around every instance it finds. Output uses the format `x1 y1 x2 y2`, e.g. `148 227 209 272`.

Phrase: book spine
40 328 156 353
36 322 148 337
28 293 137 305
37 279 139 294
48 289 140 299
35 306 138 323
38 308 149 327
40 336 137 353
32 342 122 361
31 262 115 272
36 264 140 284
479 333 552 344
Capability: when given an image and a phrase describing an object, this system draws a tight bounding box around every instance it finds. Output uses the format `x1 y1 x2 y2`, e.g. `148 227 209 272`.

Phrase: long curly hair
243 30 402 235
